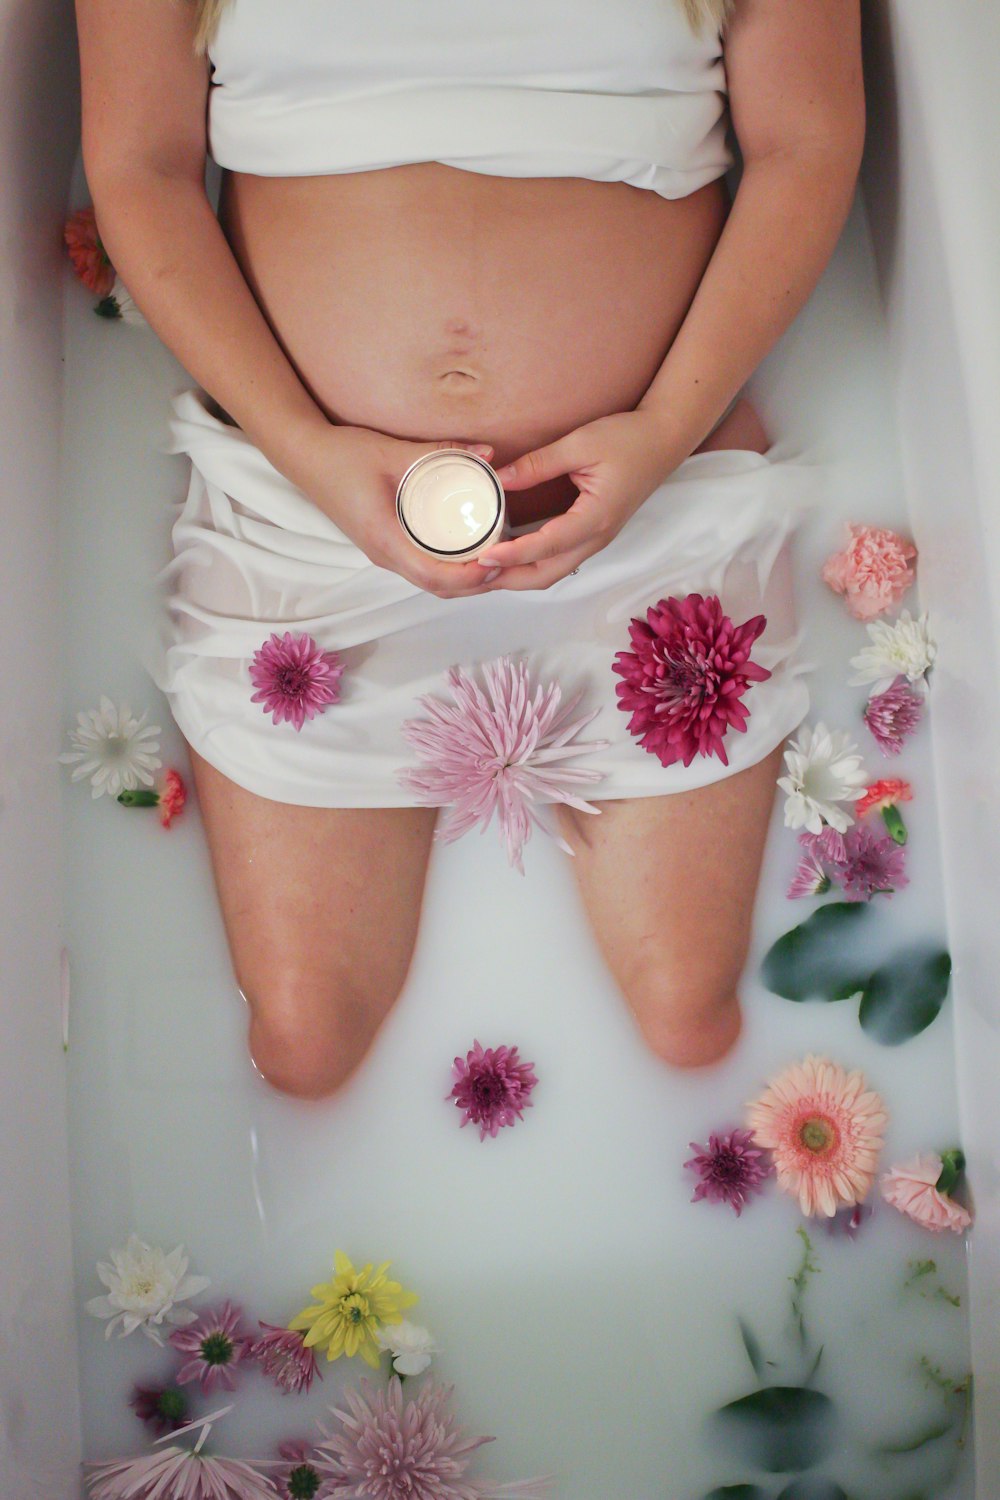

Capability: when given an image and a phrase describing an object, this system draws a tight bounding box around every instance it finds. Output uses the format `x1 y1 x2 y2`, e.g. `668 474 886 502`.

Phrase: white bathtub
2 2 998 1495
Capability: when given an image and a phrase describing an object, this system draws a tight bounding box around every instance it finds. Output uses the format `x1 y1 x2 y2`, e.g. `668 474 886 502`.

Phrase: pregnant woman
75 0 864 1098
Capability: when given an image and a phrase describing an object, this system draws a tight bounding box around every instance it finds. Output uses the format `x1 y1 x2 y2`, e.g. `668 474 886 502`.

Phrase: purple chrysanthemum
398 656 608 874
449 1040 538 1141
128 1382 189 1436
863 674 924 757
786 825 849 899
684 1128 774 1216
612 593 771 769
314 1376 552 1499
275 1439 331 1500
250 1322 321 1395
169 1300 253 1393
833 823 909 902
249 630 345 731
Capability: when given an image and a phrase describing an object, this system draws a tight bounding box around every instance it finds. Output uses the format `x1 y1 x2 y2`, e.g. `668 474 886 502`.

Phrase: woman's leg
187 746 438 1100
555 394 779 1069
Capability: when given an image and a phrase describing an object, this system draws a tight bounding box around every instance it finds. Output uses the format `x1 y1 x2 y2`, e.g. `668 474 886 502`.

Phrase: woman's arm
635 0 866 453
481 0 864 589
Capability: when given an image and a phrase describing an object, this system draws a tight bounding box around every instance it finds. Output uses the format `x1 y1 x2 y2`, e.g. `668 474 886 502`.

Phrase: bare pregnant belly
218 162 730 523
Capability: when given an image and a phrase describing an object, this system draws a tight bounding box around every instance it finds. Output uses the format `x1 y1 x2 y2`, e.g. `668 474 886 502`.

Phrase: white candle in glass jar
396 451 506 560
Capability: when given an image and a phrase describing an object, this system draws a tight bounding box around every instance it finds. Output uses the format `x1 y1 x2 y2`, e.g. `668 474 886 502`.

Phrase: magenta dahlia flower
398 655 608 874
862 674 924 757
833 823 908 902
314 1376 552 1499
128 1382 189 1436
612 593 771 768
250 1322 321 1396
249 630 345 731
684 1128 773 1216
450 1040 538 1140
169 1300 253 1393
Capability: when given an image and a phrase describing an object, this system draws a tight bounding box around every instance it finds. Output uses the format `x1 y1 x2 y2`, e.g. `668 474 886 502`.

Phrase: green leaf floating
713 1385 836 1472
703 1489 768 1500
858 947 952 1044
761 903 875 1001
777 1482 851 1500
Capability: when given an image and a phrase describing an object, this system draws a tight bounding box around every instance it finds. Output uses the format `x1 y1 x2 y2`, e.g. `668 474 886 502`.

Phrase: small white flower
84 1233 210 1343
58 695 161 799
107 275 148 327
374 1319 439 1376
777 721 868 835
848 609 936 696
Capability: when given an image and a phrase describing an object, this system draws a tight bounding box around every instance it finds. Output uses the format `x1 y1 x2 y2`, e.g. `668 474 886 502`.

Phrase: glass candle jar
395 450 506 561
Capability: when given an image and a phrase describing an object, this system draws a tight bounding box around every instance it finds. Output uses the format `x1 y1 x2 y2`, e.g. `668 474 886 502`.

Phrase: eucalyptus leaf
703 1489 768 1500
858 947 952 1045
714 1385 836 1472
777 1482 850 1500
738 1317 766 1379
761 903 875 1001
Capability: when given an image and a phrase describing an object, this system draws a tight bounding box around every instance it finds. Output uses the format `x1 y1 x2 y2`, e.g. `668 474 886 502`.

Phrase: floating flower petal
777 722 868 835
450 1039 538 1141
746 1054 888 1218
849 610 936 697
84 1234 209 1343
612 592 771 768
821 523 916 620
170 1300 253 1393
398 655 608 874
59 696 162 800
288 1252 418 1369
684 1128 773 1216
881 1152 973 1234
863 675 925 757
249 630 345 731
314 1375 553 1499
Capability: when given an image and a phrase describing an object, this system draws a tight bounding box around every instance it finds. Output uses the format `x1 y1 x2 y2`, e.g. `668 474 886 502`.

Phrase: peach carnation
880 1153 973 1234
856 778 912 818
63 206 115 297
158 769 187 828
746 1053 888 1218
821 524 916 621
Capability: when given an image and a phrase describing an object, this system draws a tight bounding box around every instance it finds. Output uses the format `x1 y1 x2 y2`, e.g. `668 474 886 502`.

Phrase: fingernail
483 568 502 583
496 465 515 481
472 444 494 457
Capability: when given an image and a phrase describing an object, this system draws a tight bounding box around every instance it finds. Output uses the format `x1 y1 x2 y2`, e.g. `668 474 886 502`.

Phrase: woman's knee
624 955 746 1070
242 968 398 1100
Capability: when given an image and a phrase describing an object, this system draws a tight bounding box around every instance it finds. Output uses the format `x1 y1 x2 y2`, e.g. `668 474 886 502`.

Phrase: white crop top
206 0 733 200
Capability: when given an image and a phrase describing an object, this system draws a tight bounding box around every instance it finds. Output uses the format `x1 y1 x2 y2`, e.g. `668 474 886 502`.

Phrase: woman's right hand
290 421 503 599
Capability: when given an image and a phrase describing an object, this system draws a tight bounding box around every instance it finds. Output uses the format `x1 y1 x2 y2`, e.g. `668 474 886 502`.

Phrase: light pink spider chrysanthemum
84 1408 278 1500
398 656 608 874
746 1054 888 1218
249 631 345 731
314 1376 553 1500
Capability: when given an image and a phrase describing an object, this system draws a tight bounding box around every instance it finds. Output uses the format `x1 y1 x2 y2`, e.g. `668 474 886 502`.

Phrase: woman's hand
476 409 681 590
292 422 503 599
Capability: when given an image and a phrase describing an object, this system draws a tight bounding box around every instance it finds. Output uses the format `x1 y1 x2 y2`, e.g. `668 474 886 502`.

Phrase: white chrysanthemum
374 1319 439 1376
777 722 868 835
84 1233 210 1343
108 276 148 326
58 695 161 799
848 609 936 696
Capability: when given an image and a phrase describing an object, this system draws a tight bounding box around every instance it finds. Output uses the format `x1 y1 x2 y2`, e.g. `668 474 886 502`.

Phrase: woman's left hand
477 408 681 590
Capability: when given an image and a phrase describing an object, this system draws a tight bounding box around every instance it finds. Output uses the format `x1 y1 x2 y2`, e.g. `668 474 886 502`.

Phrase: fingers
423 437 495 460
494 433 577 492
484 543 592 592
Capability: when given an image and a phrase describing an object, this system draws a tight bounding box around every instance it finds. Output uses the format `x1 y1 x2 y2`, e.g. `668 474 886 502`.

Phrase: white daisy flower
777 722 868 835
374 1319 439 1376
108 275 148 326
848 609 936 696
84 1233 210 1343
58 696 161 799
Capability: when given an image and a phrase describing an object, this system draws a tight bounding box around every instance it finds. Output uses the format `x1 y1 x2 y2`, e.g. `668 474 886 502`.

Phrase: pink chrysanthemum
64 206 115 297
169 1301 253 1393
450 1040 538 1140
129 1382 190 1437
786 826 849 899
612 593 771 768
863 675 924 757
881 1153 973 1234
275 1439 332 1500
746 1054 888 1218
249 631 345 731
821 523 917 620
85 1413 277 1500
251 1322 321 1396
314 1375 552 1499
833 823 908 902
684 1128 773 1216
398 656 608 874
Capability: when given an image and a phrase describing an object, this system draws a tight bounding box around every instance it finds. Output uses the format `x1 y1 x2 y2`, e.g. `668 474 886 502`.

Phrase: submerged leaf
738 1318 766 1380
876 1421 955 1455
761 903 875 1001
777 1483 850 1500
714 1385 836 1472
858 947 951 1044
704 1489 768 1500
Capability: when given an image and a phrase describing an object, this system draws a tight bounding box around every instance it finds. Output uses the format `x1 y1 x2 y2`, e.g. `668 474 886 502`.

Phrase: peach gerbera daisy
746 1054 888 1218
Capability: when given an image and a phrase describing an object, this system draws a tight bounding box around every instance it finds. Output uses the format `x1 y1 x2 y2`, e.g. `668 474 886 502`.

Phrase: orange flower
64 207 115 297
158 769 187 828
856 778 912 818
746 1054 888 1218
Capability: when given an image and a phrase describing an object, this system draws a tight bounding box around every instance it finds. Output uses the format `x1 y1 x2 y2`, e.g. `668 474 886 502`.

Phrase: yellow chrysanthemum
287 1251 418 1368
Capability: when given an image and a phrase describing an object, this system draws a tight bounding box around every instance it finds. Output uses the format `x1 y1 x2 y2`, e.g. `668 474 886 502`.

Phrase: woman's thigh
187 745 438 1098
555 744 785 1068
